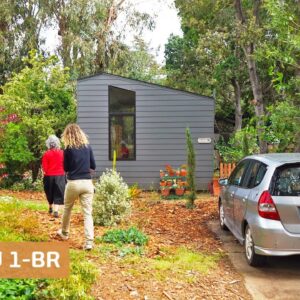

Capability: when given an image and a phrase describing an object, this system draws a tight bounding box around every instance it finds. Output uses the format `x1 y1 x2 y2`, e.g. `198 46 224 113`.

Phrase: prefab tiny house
77 73 215 190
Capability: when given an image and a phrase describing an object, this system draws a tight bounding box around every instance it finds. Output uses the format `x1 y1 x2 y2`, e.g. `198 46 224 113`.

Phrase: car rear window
272 164 300 196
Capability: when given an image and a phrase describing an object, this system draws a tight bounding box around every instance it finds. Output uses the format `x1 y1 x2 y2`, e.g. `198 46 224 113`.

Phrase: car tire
244 225 266 267
219 200 228 231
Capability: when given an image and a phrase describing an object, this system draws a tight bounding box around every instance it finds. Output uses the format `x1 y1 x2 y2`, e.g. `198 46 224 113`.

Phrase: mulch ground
0 190 252 300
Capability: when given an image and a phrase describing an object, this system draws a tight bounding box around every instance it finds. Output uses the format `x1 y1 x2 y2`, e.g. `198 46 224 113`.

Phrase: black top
63 145 96 180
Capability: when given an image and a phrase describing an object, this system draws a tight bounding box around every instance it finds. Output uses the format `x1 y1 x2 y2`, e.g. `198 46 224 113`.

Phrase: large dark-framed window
109 86 136 161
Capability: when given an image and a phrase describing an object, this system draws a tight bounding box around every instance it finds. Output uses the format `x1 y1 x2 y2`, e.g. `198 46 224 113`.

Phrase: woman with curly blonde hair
57 124 96 250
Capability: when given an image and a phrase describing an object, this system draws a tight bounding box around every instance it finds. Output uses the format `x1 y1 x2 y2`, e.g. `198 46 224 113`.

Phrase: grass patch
122 246 222 283
150 247 220 281
0 197 48 241
37 250 98 300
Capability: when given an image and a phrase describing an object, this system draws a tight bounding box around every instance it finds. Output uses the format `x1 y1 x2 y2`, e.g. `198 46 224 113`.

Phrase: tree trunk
234 0 267 153
245 45 267 153
95 0 126 71
231 78 242 131
30 161 40 183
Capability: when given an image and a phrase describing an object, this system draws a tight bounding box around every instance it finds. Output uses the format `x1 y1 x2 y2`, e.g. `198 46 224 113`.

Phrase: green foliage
128 183 142 200
186 128 196 208
0 279 46 299
0 123 33 183
101 227 149 246
108 38 165 84
93 169 131 226
0 51 76 183
10 174 44 192
265 101 300 152
40 250 98 300
216 126 259 162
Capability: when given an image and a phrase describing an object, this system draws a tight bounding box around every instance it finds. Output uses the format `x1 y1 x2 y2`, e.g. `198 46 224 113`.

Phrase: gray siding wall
77 73 214 190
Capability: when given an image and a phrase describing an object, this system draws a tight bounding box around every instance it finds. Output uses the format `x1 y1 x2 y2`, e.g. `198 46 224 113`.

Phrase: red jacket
42 149 65 176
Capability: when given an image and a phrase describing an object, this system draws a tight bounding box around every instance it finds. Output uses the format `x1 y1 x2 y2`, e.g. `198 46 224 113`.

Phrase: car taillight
258 191 280 221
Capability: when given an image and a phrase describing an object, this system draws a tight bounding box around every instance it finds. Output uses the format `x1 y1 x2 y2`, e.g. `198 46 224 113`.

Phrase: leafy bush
265 101 300 152
0 279 46 299
216 126 259 162
10 172 44 191
93 169 130 226
102 227 149 246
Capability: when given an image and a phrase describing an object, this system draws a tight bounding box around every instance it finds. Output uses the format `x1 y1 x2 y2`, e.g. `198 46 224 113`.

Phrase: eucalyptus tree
0 0 48 86
45 0 154 77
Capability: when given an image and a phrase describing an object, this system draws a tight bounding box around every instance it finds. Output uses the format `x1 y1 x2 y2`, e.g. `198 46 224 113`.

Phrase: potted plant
213 169 220 196
180 164 187 176
166 180 173 187
166 164 175 176
175 168 180 176
175 186 185 196
161 187 170 197
160 170 165 178
160 180 166 187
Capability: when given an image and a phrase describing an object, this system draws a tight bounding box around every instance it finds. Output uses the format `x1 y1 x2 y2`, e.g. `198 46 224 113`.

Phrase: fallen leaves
0 190 252 299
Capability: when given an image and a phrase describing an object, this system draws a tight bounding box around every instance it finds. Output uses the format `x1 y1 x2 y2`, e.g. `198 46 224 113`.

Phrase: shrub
101 227 149 246
128 183 142 200
216 126 259 162
93 169 130 226
186 128 196 208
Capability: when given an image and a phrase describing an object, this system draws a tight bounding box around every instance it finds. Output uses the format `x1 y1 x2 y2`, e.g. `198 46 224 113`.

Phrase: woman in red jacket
42 135 65 218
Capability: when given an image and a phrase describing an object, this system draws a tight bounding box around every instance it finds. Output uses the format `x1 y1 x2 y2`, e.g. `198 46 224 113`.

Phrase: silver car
218 153 300 266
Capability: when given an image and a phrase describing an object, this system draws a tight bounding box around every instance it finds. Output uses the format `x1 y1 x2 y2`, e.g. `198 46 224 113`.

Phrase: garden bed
0 190 251 300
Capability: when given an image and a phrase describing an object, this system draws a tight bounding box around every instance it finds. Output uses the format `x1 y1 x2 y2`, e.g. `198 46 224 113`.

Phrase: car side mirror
219 178 228 186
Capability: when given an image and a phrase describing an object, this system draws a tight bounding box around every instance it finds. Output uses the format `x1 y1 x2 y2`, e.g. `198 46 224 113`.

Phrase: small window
246 161 267 189
272 164 300 196
109 86 136 160
228 160 250 186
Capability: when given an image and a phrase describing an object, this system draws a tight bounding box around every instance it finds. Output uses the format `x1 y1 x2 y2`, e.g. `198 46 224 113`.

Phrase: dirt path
0 190 252 299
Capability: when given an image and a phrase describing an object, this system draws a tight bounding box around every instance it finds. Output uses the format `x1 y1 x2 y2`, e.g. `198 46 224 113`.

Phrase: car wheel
219 200 228 230
244 225 266 267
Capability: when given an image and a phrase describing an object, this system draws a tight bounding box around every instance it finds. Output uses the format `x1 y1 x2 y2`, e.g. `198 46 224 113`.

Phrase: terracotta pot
160 181 166 187
166 181 173 186
180 169 187 176
175 188 185 196
212 177 220 197
175 169 180 176
161 189 170 197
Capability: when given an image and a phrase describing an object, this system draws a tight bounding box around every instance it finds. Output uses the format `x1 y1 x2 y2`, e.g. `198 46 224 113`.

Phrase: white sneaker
84 241 93 251
57 229 69 240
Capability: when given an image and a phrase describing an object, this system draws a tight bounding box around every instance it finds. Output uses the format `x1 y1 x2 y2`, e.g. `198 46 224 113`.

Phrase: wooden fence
220 162 236 178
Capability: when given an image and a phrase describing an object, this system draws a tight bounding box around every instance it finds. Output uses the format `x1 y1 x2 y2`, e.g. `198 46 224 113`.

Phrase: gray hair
46 135 61 149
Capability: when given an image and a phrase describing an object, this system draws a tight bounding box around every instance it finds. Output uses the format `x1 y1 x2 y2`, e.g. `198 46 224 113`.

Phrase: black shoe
53 211 59 218
48 208 53 214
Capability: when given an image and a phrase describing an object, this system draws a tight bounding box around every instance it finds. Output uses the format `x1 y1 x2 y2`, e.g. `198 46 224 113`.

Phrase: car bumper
251 218 300 256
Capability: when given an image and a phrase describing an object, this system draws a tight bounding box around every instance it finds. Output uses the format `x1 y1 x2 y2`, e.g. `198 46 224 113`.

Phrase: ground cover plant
101 227 149 246
0 190 252 299
0 195 97 299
